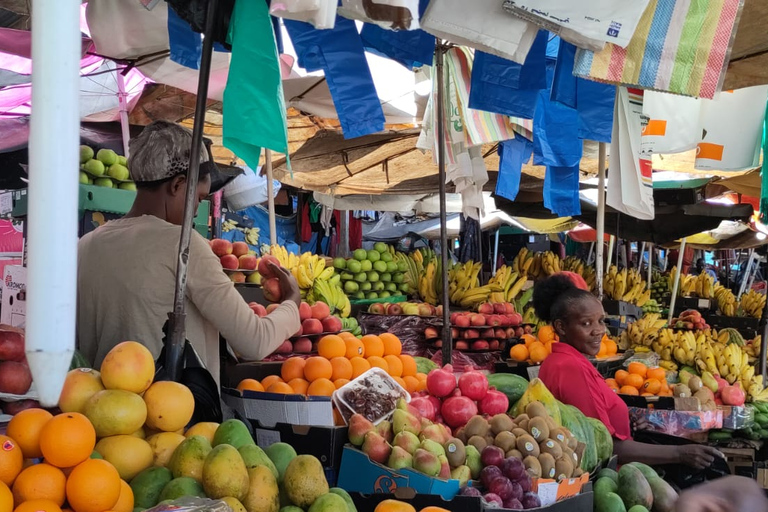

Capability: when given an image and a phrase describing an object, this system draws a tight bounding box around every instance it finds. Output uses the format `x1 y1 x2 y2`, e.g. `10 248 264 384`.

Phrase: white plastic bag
338 0 420 31
269 0 337 29
608 87 654 220
642 91 702 154
695 86 768 172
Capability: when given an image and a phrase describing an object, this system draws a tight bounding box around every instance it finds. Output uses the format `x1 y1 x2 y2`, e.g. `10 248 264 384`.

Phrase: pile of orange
606 362 671 397
0 408 131 512
596 336 619 359
509 325 559 364
237 332 429 397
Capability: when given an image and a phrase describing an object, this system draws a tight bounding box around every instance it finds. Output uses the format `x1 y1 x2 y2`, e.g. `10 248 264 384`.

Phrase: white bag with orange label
642 91 702 155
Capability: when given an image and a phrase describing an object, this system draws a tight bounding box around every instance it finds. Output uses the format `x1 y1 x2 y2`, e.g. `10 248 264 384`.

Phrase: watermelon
587 417 614 465
558 401 598 473
487 373 528 408
70 349 91 370
414 356 439 375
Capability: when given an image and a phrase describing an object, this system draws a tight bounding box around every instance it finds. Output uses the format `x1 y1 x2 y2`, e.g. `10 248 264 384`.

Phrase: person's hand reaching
270 263 301 307
676 444 723 470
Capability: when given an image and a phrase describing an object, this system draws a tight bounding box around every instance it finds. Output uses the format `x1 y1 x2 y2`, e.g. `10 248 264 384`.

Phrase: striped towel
573 0 744 99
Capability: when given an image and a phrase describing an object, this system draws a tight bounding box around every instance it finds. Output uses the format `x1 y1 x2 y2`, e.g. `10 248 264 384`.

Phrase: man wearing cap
76 121 301 384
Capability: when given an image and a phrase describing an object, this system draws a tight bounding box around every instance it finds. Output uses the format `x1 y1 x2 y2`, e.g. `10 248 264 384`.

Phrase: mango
597 468 619 485
264 443 297 484
239 444 279 480
95 435 154 481
595 492 626 512
213 420 255 450
158 477 206 501
147 432 186 468
647 476 678 512
243 465 279 512
278 508 303 512
130 467 173 509
202 444 249 501
168 435 212 482
626 462 658 482
283 455 329 509
618 465 653 510
221 497 248 512
627 507 649 512
329 488 357 512
308 494 347 512
594 477 618 496
84 389 148 437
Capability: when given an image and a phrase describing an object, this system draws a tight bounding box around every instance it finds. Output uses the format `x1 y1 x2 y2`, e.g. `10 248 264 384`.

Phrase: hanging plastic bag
607 88 654 220
695 86 768 172
338 0 420 31
641 91 702 154
269 0 337 29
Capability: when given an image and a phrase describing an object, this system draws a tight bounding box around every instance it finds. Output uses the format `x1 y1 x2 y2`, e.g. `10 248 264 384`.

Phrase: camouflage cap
127 120 210 183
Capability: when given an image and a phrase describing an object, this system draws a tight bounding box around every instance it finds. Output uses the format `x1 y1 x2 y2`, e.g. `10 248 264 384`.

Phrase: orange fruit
266 382 296 394
39 413 95 470
537 325 557 343
509 344 529 362
143 381 195 432
597 342 609 358
281 358 307 382
303 357 333 382
642 378 662 395
402 376 419 393
333 379 350 390
380 333 402 356
658 388 673 397
641 393 655 397
1 481 11 512
333 408 345 426
236 379 264 393
646 367 666 382
307 378 335 397
605 338 618 355
287 378 310 395
111 481 133 512
0 436 23 487
66 459 121 512
349 357 371 378
605 378 619 390
12 463 66 506
7 409 52 459
343 338 365 359
13 500 61 512
619 386 639 396
99 341 155 394
338 331 357 341
383 355 403 377
415 373 428 392
398 355 417 377
528 342 548 364
58 369 105 414
260 375 284 389
366 356 389 373
615 370 629 386
393 377 407 391
544 341 554 354
373 499 416 512
660 380 670 393
361 335 384 358
318 335 346 360
624 373 644 390
628 362 648 378
521 334 537 346
330 357 353 381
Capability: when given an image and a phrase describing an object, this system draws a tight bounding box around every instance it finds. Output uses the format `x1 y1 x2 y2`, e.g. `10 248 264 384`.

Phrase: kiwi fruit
523 456 542 478
465 416 490 439
525 401 548 419
444 438 466 468
563 447 579 467
544 415 557 431
485 433 497 448
549 427 569 446
468 435 487 452
539 452 556 479
567 435 578 451
516 434 540 458
555 457 574 481
540 438 563 459
518 418 530 431
512 428 529 439
455 427 467 444
507 449 523 460
489 414 514 435
494 431 517 452
527 417 550 441
573 467 584 477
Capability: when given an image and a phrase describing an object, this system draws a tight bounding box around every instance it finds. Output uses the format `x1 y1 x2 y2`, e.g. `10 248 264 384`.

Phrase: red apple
455 314 471 328
487 315 501 327
509 313 523 326
274 340 293 354
249 303 268 317
515 326 525 337
211 239 233 257
472 340 490 351
524 325 533 334
465 329 479 339
455 341 469 350
425 326 440 339
489 340 500 350
302 318 323 335
417 303 434 317
266 303 280 314
481 328 495 339
507 327 517 338
220 254 239 270
294 337 313 353
299 302 312 321
450 327 460 339
322 316 343 333
238 254 258 271
470 314 486 327
494 328 507 340
433 340 443 348
311 301 331 320
435 305 443 317
504 303 516 314
450 312 461 324
258 254 281 278
230 272 246 283
368 303 386 315
387 303 403 315
478 303 494 315
262 277 283 302
294 325 303 337
232 241 250 258
493 303 507 315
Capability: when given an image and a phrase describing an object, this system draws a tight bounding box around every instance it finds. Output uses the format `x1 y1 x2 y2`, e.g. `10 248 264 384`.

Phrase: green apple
373 282 385 292
246 272 261 284
397 262 408 272
373 260 387 273
96 148 118 166
344 281 360 294
393 273 405 284
367 250 381 262
347 260 362 273
374 242 388 253
380 273 392 283
354 249 367 261
333 257 347 269
367 271 379 282
119 182 137 191
79 171 89 184
117 155 128 166
399 283 411 294
354 272 368 283
361 260 373 272
360 282 372 292
94 177 114 188
355 292 365 300
386 261 398 273
379 291 391 299
80 145 94 163
385 283 398 292
366 292 379 300
83 159 105 176
380 252 393 263
341 272 354 281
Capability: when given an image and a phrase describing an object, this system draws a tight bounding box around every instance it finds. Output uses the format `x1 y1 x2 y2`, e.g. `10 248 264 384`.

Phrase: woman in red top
534 274 722 469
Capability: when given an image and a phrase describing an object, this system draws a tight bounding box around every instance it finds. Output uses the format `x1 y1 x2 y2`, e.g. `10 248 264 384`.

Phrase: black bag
154 321 223 425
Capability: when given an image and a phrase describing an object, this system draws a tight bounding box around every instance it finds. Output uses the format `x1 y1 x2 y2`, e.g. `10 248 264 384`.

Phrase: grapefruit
84 390 147 438
99 342 155 394
143 382 194 432
58 369 105 414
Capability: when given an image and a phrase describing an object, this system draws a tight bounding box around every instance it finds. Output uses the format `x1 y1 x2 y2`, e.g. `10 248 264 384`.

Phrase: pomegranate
503 498 523 510
521 492 542 509
409 397 437 421
441 395 477 428
458 371 489 401
502 457 525 481
479 389 510 416
483 493 503 507
721 382 746 406
426 365 456 397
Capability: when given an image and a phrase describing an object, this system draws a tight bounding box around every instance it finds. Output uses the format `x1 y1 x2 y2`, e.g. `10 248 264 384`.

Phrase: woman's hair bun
532 274 580 322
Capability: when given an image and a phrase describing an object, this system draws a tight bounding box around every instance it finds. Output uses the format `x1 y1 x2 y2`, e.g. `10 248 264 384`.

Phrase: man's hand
270 263 301 307
676 444 723 470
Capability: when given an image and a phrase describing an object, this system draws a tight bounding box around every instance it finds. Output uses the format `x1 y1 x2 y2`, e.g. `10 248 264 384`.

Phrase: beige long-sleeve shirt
77 215 300 385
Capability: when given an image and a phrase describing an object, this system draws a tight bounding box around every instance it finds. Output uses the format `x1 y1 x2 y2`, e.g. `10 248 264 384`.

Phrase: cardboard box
336 446 461 500
719 447 755 476
1 265 26 328
222 387 334 427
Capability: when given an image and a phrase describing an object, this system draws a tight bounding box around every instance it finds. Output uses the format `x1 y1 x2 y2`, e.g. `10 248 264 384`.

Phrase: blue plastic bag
167 5 201 69
544 165 581 217
495 135 533 202
360 0 435 69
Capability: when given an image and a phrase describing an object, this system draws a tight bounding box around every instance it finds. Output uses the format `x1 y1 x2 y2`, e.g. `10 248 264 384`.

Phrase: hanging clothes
284 17 386 139
333 211 363 251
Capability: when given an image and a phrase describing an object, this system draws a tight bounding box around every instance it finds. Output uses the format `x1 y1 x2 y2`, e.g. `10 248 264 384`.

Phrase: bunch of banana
623 313 668 349
269 246 335 290
747 375 768 402
395 252 420 296
672 330 698 367
489 265 528 302
419 260 439 305
693 271 715 299
562 256 585 276
269 244 299 270
714 284 738 316
540 251 562 276
456 283 505 309
222 219 238 233
659 360 679 372
604 266 643 302
221 219 261 245
745 335 763 361
741 289 766 319
678 274 698 297
410 247 435 268
582 266 597 292
511 247 534 277
312 278 351 317
445 260 505 308
721 342 750 384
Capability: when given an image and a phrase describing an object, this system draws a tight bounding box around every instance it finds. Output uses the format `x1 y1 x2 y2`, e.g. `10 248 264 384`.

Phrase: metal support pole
607 236 615 270
596 143 607 299
668 239 687 324
265 149 277 246
26 0 81 406
339 211 350 259
639 242 646 271
166 0 218 382
587 242 595 266
492 229 500 276
116 70 131 158
738 249 756 299
759 279 768 384
435 42 452 366
647 243 653 288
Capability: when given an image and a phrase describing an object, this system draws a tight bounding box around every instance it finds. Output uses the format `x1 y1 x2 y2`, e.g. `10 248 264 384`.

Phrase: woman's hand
270 263 301 307
676 444 723 470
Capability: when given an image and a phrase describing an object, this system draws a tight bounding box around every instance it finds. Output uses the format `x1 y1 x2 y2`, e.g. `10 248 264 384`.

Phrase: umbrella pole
25 0 80 406
266 149 277 246
596 143 606 299
166 0 218 382
339 211 350 259
435 41 452 367
668 239 687 324
492 229 500 276
116 70 131 158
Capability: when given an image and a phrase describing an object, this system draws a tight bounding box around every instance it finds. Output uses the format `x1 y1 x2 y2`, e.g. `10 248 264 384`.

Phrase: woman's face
554 297 606 356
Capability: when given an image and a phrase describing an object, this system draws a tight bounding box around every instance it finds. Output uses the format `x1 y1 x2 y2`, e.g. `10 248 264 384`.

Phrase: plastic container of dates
333 368 410 426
